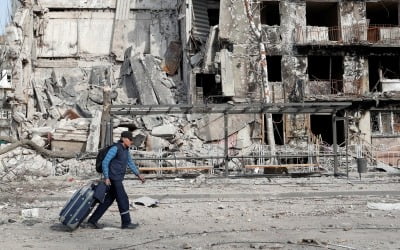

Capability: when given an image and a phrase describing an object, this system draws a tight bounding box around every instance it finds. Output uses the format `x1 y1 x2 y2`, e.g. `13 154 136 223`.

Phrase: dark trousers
88 179 131 226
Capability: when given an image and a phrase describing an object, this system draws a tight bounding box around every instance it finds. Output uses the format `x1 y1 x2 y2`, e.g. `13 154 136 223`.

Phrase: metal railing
295 24 400 45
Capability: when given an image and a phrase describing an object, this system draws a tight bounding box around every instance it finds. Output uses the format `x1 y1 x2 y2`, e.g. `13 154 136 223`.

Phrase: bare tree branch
244 0 276 160
0 136 77 159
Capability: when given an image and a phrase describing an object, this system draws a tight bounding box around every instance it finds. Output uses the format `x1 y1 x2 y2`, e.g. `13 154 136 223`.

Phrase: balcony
305 79 344 97
295 25 400 46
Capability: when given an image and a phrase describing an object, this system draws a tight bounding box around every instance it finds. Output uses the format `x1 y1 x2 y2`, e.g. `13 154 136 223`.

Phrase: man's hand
138 174 145 183
104 178 111 186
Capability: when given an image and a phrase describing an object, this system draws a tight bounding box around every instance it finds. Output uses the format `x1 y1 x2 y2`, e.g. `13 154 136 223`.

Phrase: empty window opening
311 115 344 145
369 56 400 92
308 56 343 93
196 73 229 103
207 9 219 26
266 56 282 82
207 0 220 26
306 2 339 41
306 2 339 27
261 1 280 26
367 2 399 25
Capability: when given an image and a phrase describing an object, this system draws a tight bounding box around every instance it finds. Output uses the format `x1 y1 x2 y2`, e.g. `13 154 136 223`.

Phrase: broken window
371 112 380 133
310 115 344 145
367 2 399 26
371 111 400 135
369 56 400 92
266 56 282 82
261 1 280 26
196 73 229 103
306 2 339 41
308 56 343 94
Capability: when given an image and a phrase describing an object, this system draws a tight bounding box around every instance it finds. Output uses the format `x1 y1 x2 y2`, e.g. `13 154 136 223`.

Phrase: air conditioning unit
0 70 13 89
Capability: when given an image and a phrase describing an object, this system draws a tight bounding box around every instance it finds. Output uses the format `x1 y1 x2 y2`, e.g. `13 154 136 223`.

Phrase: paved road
1 174 399 249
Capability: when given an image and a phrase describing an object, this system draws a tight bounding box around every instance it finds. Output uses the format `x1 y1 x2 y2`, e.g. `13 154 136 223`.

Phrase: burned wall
343 56 368 95
281 1 305 52
3 0 182 142
282 56 307 102
340 1 367 42
219 0 253 44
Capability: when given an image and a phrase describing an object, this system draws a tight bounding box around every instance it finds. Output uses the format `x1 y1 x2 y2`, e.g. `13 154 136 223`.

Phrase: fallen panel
144 55 175 104
196 114 255 142
220 49 235 97
129 57 159 105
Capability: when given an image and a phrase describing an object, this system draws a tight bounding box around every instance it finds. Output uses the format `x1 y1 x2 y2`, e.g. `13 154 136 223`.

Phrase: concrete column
359 111 372 144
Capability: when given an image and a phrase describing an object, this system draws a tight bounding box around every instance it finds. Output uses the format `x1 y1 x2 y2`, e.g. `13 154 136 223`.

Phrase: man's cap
121 131 133 141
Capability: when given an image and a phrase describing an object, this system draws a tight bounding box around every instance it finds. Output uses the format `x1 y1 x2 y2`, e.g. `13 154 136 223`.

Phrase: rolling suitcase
59 183 98 231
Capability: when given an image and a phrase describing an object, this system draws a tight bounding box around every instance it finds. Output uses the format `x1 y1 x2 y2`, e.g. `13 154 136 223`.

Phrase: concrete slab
129 57 159 105
38 19 78 57
79 19 113 56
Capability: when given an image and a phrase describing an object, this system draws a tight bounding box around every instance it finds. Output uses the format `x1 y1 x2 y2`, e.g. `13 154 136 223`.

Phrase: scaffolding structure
107 102 351 177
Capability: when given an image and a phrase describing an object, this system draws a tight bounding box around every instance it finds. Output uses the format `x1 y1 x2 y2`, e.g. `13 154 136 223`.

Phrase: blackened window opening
266 56 282 82
306 2 338 27
311 115 344 145
308 56 343 93
196 73 230 103
367 2 399 25
207 9 220 26
261 1 280 26
207 0 220 26
369 56 400 92
306 2 339 41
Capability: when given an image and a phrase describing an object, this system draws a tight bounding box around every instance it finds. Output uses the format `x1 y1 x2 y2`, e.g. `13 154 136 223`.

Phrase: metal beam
110 102 351 115
224 113 229 177
332 114 338 176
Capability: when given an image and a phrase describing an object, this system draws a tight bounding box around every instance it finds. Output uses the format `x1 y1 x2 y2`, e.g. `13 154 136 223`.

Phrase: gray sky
0 0 12 35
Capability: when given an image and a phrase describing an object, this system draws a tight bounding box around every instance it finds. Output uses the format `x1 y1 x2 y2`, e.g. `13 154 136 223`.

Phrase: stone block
129 57 159 105
52 140 86 153
21 208 39 218
146 135 170 151
151 124 176 138
142 115 163 130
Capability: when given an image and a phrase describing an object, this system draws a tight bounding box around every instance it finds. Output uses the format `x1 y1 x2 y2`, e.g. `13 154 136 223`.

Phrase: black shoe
87 221 103 229
121 223 139 229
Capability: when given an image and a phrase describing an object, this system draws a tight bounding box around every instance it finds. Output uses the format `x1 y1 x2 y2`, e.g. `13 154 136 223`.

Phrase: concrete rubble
0 0 399 180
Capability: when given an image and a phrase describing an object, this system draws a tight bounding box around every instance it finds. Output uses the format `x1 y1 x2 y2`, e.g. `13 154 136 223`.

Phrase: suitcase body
59 183 97 231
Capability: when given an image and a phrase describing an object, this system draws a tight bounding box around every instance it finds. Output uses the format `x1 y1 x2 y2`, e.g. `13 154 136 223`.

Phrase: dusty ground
1 173 400 250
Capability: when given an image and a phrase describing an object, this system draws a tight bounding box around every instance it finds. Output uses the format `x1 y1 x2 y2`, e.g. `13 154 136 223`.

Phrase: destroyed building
1 0 400 178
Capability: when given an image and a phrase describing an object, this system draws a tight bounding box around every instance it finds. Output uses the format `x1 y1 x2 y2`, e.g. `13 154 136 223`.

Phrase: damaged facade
1 0 400 177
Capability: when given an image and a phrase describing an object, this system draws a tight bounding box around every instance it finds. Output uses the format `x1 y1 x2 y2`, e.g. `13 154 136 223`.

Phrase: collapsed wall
2 0 400 179
0 0 262 179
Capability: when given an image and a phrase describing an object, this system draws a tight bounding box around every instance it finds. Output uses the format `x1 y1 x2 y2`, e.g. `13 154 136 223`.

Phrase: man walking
88 131 145 229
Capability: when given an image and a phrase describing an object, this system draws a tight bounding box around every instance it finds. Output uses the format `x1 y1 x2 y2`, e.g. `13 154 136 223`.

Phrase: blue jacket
102 141 140 181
